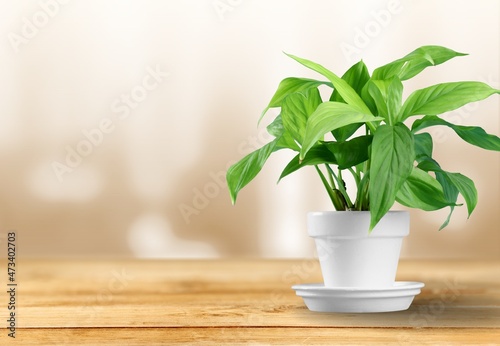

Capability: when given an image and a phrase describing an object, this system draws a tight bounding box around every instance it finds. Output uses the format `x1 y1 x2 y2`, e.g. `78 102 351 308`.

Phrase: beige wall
0 0 498 259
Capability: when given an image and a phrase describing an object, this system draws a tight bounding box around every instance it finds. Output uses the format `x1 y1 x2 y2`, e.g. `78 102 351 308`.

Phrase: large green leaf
414 132 433 162
415 156 459 203
396 167 454 211
266 114 284 137
260 77 331 122
398 156 461 230
372 46 467 81
413 156 460 230
417 159 477 217
369 124 415 230
442 173 476 217
331 60 371 142
400 82 500 121
266 115 300 151
367 77 403 125
360 82 378 116
412 115 500 151
366 81 388 120
332 123 364 144
435 171 459 206
435 172 459 230
300 102 383 160
331 60 371 102
443 173 477 217
324 135 373 169
281 88 322 144
279 145 337 181
227 138 279 204
285 53 372 114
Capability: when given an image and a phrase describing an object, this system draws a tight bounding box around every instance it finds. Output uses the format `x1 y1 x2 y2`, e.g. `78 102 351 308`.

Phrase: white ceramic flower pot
308 211 409 288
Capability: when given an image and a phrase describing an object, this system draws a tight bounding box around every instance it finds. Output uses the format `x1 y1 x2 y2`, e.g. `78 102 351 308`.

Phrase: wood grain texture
1 259 499 345
10 328 500 346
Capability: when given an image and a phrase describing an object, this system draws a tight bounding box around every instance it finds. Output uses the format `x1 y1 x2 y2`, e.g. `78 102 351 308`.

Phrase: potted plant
226 45 500 312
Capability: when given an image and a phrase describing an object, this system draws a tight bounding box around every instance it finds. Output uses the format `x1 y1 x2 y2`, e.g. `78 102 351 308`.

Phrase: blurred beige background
0 0 498 259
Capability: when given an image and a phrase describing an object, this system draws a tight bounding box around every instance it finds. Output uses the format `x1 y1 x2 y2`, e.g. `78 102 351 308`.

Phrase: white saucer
292 281 424 313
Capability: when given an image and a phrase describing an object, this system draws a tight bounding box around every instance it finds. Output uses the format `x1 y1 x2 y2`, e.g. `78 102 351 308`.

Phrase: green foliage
227 45 500 231
368 124 414 230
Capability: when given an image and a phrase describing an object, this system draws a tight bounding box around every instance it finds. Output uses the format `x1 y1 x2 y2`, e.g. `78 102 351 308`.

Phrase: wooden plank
6 327 500 346
17 298 500 328
3 260 499 329
13 259 500 280
13 259 500 295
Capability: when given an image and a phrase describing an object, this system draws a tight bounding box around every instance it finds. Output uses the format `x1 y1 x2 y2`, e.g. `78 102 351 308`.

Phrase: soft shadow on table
289 295 500 328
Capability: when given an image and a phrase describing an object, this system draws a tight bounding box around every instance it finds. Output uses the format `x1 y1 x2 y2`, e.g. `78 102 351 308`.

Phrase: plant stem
348 167 360 187
315 165 345 210
362 180 370 210
355 172 370 211
366 122 377 134
325 165 354 209
325 164 336 189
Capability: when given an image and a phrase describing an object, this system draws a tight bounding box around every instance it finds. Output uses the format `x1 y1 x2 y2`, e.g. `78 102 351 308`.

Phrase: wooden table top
2 259 499 345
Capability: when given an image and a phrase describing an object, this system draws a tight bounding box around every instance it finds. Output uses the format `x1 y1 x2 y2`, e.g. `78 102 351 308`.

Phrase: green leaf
360 82 378 116
400 82 500 121
266 115 300 151
417 159 477 217
435 171 459 206
442 173 477 217
266 115 284 137
414 156 460 230
372 45 467 81
285 53 372 114
276 133 300 151
324 135 373 169
412 115 500 151
331 60 371 142
367 77 403 125
330 123 364 144
279 145 337 181
414 132 433 162
396 167 455 211
398 157 462 231
281 88 322 143
435 175 458 231
227 139 279 204
366 81 388 119
300 102 383 160
331 60 371 102
438 207 455 231
260 77 331 122
416 157 460 204
369 124 415 230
